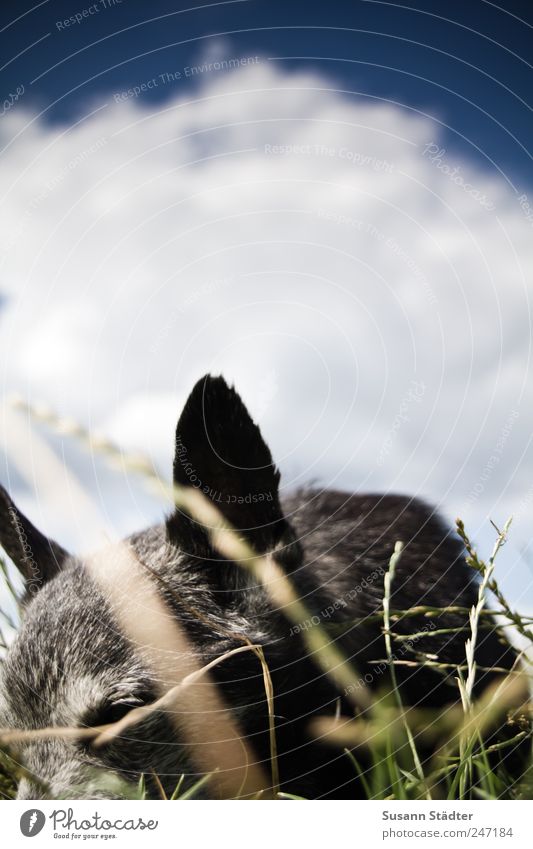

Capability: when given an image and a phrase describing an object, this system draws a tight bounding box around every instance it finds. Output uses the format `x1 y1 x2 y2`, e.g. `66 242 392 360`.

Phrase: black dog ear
167 375 299 560
0 484 69 590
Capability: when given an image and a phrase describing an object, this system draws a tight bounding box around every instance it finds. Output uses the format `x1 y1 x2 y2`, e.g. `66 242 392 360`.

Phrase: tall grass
0 400 531 800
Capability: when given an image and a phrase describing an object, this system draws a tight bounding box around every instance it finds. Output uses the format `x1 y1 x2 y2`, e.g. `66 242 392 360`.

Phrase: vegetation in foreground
0 396 531 799
1 515 531 801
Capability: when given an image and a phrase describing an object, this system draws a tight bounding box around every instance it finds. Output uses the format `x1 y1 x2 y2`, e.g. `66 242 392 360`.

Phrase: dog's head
0 376 301 799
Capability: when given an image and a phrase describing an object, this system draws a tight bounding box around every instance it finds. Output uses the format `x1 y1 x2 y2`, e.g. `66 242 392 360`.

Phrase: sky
0 0 532 619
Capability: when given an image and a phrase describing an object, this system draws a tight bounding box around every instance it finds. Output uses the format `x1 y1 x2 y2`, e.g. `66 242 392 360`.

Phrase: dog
0 375 526 799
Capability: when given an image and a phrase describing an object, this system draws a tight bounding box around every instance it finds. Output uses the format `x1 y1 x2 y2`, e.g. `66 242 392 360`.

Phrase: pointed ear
0 484 69 591
167 375 299 559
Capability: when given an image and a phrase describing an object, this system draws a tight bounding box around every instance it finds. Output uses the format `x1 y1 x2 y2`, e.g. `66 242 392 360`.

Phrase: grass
1 518 532 801
0 400 531 799
312 520 532 801
0 746 17 799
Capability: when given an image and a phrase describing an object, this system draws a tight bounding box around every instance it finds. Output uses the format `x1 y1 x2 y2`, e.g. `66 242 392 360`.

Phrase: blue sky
2 0 532 182
1 0 532 619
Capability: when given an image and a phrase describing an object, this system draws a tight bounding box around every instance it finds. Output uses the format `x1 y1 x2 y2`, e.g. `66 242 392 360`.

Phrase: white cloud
0 61 532 605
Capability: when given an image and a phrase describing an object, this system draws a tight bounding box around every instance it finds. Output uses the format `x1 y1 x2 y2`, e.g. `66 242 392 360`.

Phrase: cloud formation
0 61 532 603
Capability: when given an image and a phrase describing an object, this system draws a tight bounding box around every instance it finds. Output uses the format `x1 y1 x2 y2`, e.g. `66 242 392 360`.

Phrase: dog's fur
0 376 525 798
